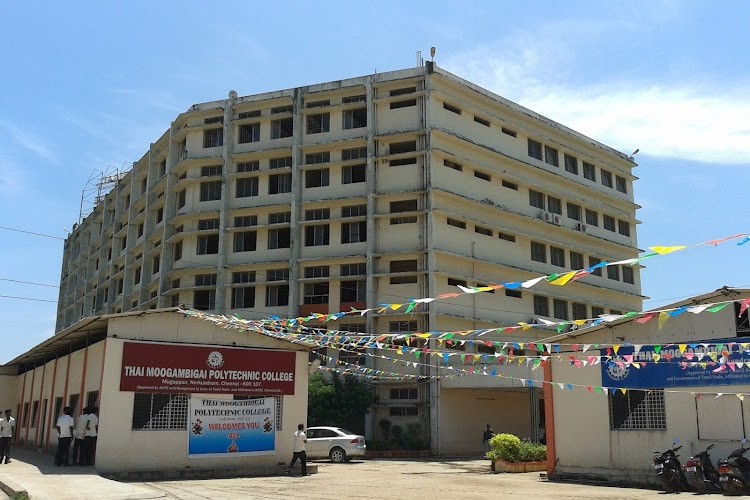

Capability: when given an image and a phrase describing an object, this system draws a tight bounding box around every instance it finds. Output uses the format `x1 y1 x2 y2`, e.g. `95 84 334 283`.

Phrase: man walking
0 409 16 464
55 407 74 466
286 423 307 476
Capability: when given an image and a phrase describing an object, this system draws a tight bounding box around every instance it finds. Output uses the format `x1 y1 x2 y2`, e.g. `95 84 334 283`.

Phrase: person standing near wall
286 423 307 476
55 407 74 466
72 407 89 465
83 406 99 466
482 424 495 453
0 409 16 464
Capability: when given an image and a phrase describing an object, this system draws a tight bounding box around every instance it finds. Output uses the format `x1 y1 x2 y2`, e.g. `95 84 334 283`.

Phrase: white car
306 426 366 463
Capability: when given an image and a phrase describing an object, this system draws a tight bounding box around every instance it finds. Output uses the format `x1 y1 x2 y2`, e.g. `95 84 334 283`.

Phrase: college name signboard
120 341 296 395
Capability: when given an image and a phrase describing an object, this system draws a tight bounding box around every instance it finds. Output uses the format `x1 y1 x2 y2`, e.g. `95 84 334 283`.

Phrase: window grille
609 389 666 430
132 393 189 430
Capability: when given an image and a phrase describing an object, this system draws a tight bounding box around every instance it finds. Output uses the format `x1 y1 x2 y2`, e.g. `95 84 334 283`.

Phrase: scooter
683 443 720 493
718 439 750 495
653 438 689 493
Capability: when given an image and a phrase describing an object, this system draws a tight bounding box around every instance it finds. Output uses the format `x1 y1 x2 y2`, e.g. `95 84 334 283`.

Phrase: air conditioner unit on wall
540 211 552 222
577 223 588 233
552 214 562 225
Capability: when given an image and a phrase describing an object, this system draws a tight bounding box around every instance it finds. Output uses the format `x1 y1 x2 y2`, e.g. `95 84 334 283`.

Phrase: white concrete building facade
55 63 641 454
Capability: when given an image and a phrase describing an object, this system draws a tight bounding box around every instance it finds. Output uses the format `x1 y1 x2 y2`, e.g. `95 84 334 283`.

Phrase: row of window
442 158 519 191
446 217 516 242
440 100 519 139
529 241 636 284
527 138 628 194
529 189 631 236
532 294 621 321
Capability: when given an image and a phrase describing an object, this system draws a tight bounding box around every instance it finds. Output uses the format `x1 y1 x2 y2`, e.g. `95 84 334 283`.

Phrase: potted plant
488 434 547 473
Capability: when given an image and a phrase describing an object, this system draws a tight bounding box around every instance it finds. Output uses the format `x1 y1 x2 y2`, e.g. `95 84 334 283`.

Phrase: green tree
307 373 376 433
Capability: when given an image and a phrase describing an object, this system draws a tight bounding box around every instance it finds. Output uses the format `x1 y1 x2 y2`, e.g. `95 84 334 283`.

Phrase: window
390 87 417 108
607 265 620 281
269 212 291 224
306 113 330 134
305 152 330 165
550 246 565 267
194 289 216 310
474 171 491 181
198 218 220 230
305 169 330 188
341 205 366 217
531 242 547 263
267 269 289 281
601 169 613 188
585 209 599 226
390 320 418 332
474 226 492 236
132 393 188 430
304 283 329 304
544 146 559 167
390 200 418 225
572 302 587 320
304 266 329 278
269 173 292 194
564 154 578 174
265 285 289 307
271 118 293 139
205 116 223 124
156 207 163 223
533 295 549 316
498 232 516 242
390 259 417 284
389 407 418 417
305 208 330 221
583 162 596 181
547 196 562 214
553 299 569 320
342 164 366 184
443 102 461 114
443 159 462 171
589 256 603 277
609 389 666 430
232 287 255 308
623 266 635 284
618 220 631 236
238 123 260 144
502 180 518 190
341 263 366 276
236 177 259 198
238 110 261 119
232 271 256 284
342 147 367 162
529 190 545 210
570 251 584 270
616 175 628 194
173 241 182 261
447 278 467 287
342 95 366 104
528 139 542 160
447 218 466 229
203 128 223 148
197 235 219 255
341 280 366 302
603 215 616 232
137 223 144 238
133 266 141 285
505 289 522 298
502 127 517 137
233 231 257 252
159 160 166 177
271 105 293 114
200 181 222 201
268 228 291 249
234 215 258 227
305 225 330 246
270 157 292 169
566 203 581 221
389 141 417 166
306 99 330 108
195 274 217 286
592 306 604 318
390 388 418 400
343 108 367 129
177 190 186 209
474 116 490 127
342 221 367 243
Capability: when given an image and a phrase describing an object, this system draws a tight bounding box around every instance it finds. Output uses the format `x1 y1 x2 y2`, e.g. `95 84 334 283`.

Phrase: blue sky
1 1 748 361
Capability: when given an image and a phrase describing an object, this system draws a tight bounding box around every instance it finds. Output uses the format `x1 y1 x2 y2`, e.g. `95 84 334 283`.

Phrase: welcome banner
188 397 276 458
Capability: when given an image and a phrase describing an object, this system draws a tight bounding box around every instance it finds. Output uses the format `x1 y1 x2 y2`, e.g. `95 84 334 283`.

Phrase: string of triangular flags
261 232 750 327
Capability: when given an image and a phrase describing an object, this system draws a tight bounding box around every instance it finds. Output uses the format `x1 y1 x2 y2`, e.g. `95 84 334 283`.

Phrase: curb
0 475 29 499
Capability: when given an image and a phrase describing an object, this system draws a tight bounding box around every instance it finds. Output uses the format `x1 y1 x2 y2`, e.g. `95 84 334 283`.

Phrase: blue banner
188 397 276 458
601 341 750 389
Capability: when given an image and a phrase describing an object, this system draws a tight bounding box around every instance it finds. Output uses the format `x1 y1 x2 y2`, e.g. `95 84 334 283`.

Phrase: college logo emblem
207 351 224 368
606 356 630 381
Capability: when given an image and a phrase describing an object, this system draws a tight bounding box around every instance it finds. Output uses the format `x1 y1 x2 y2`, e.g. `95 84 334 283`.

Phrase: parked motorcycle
683 443 720 493
653 438 689 493
718 439 750 495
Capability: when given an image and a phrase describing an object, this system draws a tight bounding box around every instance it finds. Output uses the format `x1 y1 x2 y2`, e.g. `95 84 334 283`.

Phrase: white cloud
443 30 750 165
0 119 57 163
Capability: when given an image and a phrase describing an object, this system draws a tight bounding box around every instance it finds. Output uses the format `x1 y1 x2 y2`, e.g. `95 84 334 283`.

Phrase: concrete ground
0 449 689 499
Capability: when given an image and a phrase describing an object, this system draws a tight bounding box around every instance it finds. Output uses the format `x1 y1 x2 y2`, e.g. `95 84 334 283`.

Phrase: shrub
403 423 428 450
489 433 522 462
518 440 547 462
391 425 404 448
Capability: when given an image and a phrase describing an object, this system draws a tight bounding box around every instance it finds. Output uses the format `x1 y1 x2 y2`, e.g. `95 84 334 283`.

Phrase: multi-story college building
56 62 641 454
